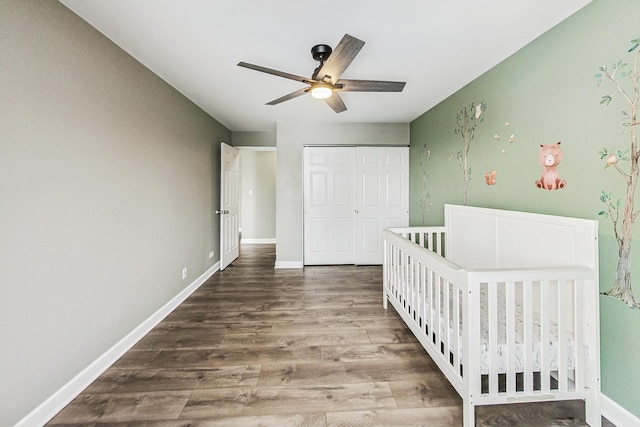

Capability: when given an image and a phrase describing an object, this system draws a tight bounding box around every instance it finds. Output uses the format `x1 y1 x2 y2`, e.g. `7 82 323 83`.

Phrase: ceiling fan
237 34 406 113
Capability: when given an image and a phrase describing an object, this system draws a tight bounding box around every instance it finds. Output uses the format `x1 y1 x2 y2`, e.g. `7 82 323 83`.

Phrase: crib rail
383 227 466 395
467 267 596 403
390 226 446 255
383 226 601 427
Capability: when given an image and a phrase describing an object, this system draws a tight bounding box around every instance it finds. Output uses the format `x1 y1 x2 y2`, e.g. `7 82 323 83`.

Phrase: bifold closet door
355 146 409 264
303 147 356 265
303 146 408 265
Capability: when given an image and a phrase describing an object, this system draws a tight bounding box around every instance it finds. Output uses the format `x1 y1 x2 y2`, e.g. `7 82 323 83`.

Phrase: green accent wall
409 0 640 418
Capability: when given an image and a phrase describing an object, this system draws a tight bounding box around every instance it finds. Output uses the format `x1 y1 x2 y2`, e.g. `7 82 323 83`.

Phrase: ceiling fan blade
266 87 310 105
336 79 406 92
315 34 365 84
238 62 314 84
323 92 347 113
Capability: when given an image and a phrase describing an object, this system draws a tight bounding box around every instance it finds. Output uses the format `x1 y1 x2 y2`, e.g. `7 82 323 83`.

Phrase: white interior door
303 147 355 265
220 142 240 270
355 146 409 264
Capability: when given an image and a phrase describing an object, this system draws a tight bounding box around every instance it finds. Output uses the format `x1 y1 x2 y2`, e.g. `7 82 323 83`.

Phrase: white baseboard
16 261 220 427
274 260 303 269
601 393 640 427
240 238 276 244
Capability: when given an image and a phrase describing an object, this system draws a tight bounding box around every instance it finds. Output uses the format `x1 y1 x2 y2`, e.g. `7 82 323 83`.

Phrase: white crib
383 204 601 426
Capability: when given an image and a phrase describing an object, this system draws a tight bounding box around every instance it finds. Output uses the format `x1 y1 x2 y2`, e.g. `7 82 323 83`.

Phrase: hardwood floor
48 244 613 426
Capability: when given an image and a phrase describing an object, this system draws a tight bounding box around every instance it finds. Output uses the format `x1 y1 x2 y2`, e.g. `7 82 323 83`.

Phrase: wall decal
535 142 566 190
454 101 487 205
418 143 432 225
595 38 640 308
484 170 497 185
494 122 515 141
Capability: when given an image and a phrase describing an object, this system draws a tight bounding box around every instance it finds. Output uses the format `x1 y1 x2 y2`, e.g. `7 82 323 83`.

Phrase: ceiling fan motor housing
311 44 332 62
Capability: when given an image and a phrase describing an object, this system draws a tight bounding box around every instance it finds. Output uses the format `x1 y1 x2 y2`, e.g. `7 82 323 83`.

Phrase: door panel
355 147 409 265
220 142 240 270
386 171 403 206
303 147 355 265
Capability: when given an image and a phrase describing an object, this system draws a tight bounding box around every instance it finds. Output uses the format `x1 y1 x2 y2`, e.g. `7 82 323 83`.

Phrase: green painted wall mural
408 0 640 419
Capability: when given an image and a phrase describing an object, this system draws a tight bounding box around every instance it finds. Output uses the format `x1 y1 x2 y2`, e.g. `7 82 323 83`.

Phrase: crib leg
462 399 475 427
383 292 388 309
585 395 601 427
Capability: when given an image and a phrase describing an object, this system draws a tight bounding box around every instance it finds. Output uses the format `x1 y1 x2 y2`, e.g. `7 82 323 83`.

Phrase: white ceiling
59 0 591 132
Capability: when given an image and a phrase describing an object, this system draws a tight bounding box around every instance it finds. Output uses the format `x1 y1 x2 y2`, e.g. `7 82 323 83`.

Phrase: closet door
303 147 355 265
355 147 409 264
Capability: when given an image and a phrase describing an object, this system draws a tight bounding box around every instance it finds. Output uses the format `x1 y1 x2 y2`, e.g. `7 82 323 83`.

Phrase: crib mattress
424 286 583 375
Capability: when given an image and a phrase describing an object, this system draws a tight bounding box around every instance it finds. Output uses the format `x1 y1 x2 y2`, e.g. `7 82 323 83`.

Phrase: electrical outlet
181 267 187 280
209 251 214 259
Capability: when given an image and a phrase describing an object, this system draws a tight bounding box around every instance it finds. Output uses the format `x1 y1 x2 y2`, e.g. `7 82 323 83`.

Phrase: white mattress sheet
419 285 583 375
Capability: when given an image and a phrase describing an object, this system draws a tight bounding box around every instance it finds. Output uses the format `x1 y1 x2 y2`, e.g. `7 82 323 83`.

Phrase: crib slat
403 250 409 308
436 232 442 256
409 256 414 316
452 285 460 373
557 279 568 392
435 274 442 347
391 245 396 298
428 268 434 338
540 280 551 392
574 281 585 391
419 264 426 330
523 281 533 393
506 281 516 394
444 279 450 360
412 256 417 316
398 247 403 300
488 281 498 395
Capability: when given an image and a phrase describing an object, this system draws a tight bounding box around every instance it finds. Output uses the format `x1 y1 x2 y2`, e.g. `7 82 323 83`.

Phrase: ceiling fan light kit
238 34 406 113
310 83 333 99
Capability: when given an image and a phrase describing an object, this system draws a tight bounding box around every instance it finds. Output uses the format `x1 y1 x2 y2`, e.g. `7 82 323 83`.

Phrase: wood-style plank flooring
49 244 613 426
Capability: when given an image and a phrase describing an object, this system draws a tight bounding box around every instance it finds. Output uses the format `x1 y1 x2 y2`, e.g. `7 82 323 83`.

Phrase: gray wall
239 150 277 240
0 1 230 424
232 131 276 147
275 122 409 265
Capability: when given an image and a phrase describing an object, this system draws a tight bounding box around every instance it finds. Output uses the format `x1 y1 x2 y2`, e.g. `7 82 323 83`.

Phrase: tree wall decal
418 143 432 225
454 101 486 205
595 38 640 308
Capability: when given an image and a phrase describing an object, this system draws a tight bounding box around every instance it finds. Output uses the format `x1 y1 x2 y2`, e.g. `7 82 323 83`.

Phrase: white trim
241 238 276 244
236 146 276 151
274 260 303 269
16 261 220 427
602 393 640 427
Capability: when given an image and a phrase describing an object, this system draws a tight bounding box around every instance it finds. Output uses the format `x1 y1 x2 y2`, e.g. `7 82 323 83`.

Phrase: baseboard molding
16 261 220 427
601 393 640 427
240 238 276 244
274 260 303 269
